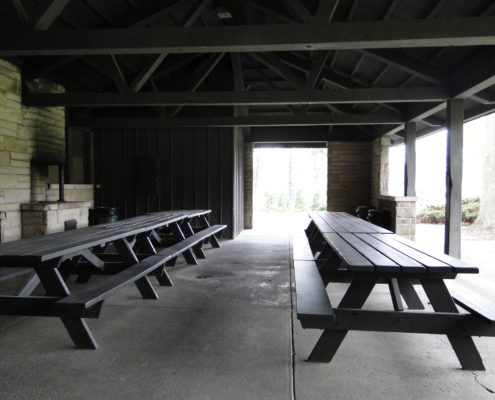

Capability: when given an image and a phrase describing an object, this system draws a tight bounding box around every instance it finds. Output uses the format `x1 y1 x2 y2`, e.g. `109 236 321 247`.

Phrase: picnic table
293 211 495 370
0 209 225 349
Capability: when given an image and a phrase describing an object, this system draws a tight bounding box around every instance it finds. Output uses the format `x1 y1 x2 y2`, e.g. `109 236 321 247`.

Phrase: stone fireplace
20 163 91 239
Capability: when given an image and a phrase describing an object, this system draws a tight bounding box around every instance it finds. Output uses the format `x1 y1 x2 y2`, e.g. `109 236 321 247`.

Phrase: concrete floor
1 225 495 399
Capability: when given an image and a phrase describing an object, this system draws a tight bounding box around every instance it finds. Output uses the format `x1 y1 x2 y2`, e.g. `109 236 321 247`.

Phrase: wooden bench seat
293 235 334 329
447 281 495 324
294 259 334 328
292 234 315 261
55 225 226 311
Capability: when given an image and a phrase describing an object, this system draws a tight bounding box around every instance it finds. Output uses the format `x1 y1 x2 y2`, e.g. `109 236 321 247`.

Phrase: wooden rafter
4 17 495 56
23 87 447 107
71 114 404 128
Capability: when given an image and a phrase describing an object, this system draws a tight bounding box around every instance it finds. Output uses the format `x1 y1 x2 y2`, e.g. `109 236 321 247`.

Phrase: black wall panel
93 127 235 237
91 60 243 238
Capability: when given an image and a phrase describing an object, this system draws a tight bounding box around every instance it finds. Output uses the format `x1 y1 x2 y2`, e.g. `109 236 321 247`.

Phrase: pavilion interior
1 0 495 398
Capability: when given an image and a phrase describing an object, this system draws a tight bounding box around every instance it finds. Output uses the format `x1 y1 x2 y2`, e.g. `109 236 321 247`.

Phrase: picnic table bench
0 209 226 349
293 211 495 370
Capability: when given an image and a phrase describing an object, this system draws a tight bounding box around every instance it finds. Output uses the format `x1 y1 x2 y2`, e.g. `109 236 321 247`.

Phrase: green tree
295 189 306 211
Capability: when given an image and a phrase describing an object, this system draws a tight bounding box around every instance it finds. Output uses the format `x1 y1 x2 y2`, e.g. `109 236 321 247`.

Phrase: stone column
371 137 391 207
379 195 417 240
243 142 253 229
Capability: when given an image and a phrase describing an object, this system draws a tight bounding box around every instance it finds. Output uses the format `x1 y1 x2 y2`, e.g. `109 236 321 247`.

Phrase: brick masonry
243 143 253 229
371 136 390 208
21 201 90 238
46 184 94 206
0 59 66 242
327 141 372 214
379 195 417 240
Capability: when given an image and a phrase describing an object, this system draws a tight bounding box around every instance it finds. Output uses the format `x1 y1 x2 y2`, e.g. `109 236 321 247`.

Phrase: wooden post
404 121 416 197
444 98 464 258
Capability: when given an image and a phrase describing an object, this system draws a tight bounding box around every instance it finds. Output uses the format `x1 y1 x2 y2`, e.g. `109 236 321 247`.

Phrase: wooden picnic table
294 211 494 370
0 209 225 349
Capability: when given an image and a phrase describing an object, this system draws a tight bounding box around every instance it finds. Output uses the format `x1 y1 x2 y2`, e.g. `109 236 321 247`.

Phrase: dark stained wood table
299 211 493 370
0 209 221 348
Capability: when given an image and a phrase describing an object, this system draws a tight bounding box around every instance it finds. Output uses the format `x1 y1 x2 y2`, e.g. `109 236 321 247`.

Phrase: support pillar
444 99 464 258
404 121 416 197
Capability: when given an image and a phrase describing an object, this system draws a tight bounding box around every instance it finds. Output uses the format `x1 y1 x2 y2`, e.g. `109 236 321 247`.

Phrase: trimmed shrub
417 198 480 224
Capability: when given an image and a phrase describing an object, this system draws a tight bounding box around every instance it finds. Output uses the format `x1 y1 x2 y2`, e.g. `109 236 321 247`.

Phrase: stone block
0 150 10 165
4 137 27 152
396 207 416 218
0 173 17 188
396 224 416 236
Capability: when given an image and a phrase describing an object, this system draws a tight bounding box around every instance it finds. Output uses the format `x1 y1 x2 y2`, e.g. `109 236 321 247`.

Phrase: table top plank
331 212 392 233
308 212 336 233
387 234 478 274
369 234 453 273
313 211 352 233
0 210 210 264
24 213 188 262
355 234 426 274
321 212 359 232
339 233 400 273
1 212 184 258
323 233 374 272
0 211 182 255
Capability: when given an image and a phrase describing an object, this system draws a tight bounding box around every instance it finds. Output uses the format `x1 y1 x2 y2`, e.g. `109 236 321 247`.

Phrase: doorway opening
252 143 327 233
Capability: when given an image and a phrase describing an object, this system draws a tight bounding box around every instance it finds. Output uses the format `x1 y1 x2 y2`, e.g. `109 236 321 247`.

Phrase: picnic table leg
308 277 376 362
18 273 41 296
150 229 162 246
200 215 220 248
421 279 485 370
35 261 98 350
307 228 322 253
397 278 424 309
181 219 206 259
388 278 404 311
170 222 198 265
114 238 159 300
136 233 173 287
304 219 315 236
59 256 82 282
75 249 105 283
315 244 333 268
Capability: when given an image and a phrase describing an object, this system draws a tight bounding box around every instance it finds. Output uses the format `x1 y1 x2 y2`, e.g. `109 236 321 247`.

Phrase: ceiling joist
24 88 447 107
71 114 404 128
4 17 495 56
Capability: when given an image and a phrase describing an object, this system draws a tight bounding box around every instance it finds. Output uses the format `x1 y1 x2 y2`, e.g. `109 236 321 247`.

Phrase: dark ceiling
2 0 495 142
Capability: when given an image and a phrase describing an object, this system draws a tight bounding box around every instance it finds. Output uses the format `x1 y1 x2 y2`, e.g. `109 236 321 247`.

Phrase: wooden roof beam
358 49 446 86
169 52 225 117
24 87 447 107
71 114 404 128
32 0 70 30
282 0 313 23
129 0 211 93
4 17 495 56
314 0 339 22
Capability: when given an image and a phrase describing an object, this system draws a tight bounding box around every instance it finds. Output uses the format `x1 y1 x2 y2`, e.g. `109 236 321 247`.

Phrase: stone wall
21 201 90 238
327 141 372 214
243 143 253 229
379 195 417 240
46 184 94 206
371 136 391 208
0 59 65 242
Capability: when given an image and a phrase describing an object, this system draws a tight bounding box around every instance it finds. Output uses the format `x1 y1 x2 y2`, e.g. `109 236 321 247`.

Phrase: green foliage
417 198 480 224
311 192 326 211
295 190 306 211
461 197 480 223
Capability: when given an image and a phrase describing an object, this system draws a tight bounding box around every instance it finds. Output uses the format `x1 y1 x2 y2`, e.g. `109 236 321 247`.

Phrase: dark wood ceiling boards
1 0 495 142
